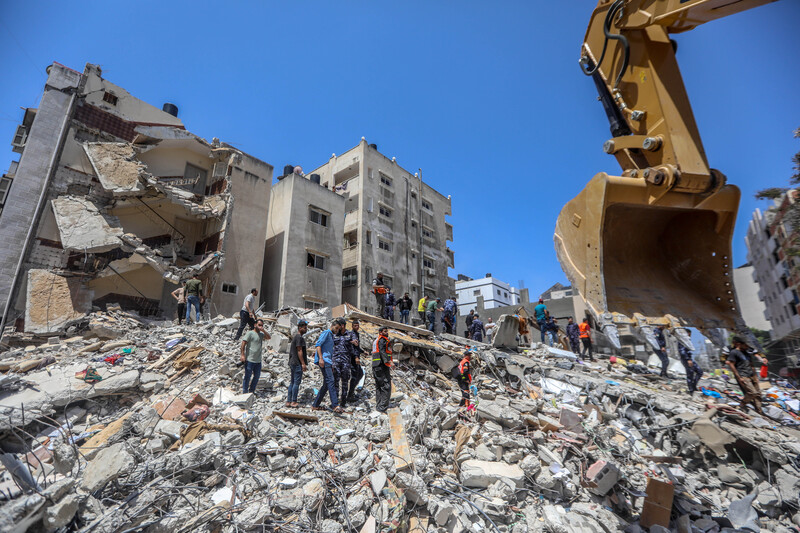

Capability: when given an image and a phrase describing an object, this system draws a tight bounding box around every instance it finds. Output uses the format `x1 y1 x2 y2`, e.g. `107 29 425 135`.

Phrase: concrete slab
51 196 123 252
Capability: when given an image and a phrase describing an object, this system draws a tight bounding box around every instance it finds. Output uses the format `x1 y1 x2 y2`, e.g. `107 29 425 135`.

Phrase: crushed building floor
2 308 800 533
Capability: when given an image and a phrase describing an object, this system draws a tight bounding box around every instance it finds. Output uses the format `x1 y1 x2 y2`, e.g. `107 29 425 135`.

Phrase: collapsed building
0 63 273 335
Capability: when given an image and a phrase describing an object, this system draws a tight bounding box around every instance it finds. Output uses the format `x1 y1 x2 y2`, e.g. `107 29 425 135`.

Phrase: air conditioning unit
11 125 27 154
425 268 436 277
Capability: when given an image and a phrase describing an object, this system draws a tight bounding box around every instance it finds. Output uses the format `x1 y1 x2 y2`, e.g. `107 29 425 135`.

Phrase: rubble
2 305 800 532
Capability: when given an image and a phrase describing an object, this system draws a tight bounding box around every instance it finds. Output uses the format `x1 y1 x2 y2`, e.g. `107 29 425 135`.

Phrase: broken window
343 267 358 288
102 91 118 105
378 239 392 252
473 290 481 296
0 176 11 205
422 228 434 239
222 283 238 294
309 207 329 227
183 163 208 193
304 300 324 310
423 257 434 269
379 205 392 218
307 252 325 270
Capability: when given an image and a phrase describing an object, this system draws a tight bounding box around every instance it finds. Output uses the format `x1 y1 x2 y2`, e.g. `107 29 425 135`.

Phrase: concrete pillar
520 288 530 306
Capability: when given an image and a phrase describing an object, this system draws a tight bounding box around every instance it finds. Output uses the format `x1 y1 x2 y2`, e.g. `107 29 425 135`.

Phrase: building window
366 231 372 245
304 300 324 310
411 221 417 229
102 91 118 105
0 176 11 204
473 289 481 296
343 267 358 288
422 199 432 211
378 239 392 252
221 283 238 294
411 191 417 199
497 289 501 295
379 205 392 218
380 174 392 187
307 252 326 270
309 206 329 227
504 291 508 297
383 275 394 288
422 228 433 239
423 257 433 269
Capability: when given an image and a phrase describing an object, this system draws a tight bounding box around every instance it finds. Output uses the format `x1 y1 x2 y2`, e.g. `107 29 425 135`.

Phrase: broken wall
25 269 91 334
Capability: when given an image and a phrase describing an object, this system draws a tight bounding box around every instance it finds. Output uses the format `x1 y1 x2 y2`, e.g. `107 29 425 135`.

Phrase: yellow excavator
555 0 776 352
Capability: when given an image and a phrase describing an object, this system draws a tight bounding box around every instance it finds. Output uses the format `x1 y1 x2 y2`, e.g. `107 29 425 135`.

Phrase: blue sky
1 1 797 299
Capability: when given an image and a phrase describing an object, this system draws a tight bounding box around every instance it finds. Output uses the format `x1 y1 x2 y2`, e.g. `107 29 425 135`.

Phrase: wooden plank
274 411 319 422
348 312 433 337
639 455 683 464
408 517 428 533
148 345 187 370
79 412 133 459
387 408 412 471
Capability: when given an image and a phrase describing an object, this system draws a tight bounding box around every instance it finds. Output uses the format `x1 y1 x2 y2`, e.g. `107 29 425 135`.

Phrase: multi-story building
455 274 520 316
0 62 272 335
261 173 344 310
307 139 455 315
733 264 771 333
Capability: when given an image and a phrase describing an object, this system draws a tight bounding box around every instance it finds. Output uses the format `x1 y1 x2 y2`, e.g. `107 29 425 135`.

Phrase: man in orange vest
371 325 393 413
372 272 388 318
454 351 473 407
579 318 594 362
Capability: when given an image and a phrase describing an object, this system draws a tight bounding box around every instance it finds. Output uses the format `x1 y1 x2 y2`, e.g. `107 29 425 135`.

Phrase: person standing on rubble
332 318 354 408
398 292 413 325
312 319 345 413
240 318 271 394
383 289 396 321
534 298 549 344
346 319 365 403
171 282 186 325
234 288 258 341
454 351 473 407
417 295 428 325
443 296 457 334
286 320 308 407
372 272 387 318
654 325 670 378
427 298 443 332
678 343 703 395
579 318 594 361
566 317 580 354
544 317 558 347
726 336 765 414
372 325 393 413
485 317 495 344
469 313 486 342
184 273 203 324
465 309 475 338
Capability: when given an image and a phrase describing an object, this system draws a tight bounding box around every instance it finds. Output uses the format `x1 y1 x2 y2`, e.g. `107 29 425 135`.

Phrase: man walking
417 295 428 324
171 282 186 325
372 326 393 413
678 343 703 395
286 320 308 407
184 273 203 324
454 351 473 407
534 298 548 344
346 319 365 403
726 336 764 414
240 319 270 394
398 292 413 325
427 297 443 332
443 296 457 334
383 289 396 321
464 309 475 338
579 318 593 361
234 288 258 341
372 272 387 318
469 313 486 342
654 325 670 377
332 318 353 408
566 317 580 354
312 320 344 413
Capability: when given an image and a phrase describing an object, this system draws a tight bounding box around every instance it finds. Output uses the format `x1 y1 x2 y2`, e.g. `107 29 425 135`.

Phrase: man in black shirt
286 320 308 407
725 336 763 414
372 272 387 318
654 326 670 378
345 319 365 403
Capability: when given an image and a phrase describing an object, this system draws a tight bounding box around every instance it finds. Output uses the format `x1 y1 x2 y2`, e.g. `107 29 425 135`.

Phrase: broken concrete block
459 460 525 489
51 196 123 252
91 370 140 395
586 460 620 495
25 270 90 334
83 142 147 196
80 442 134 493
232 392 255 409
43 494 79 530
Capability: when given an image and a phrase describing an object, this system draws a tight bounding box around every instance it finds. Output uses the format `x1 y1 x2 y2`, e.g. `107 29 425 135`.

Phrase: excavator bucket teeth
554 173 741 331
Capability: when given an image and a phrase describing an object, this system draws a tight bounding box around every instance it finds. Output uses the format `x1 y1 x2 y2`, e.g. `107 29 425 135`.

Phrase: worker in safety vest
371 325 393 413
372 272 387 318
579 318 594 361
453 351 473 407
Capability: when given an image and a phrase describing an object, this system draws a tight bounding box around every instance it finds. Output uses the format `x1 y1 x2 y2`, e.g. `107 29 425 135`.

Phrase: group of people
534 298 594 361
170 273 206 325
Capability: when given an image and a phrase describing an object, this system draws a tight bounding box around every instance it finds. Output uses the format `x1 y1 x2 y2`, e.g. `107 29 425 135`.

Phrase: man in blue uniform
443 297 458 334
678 344 703 394
383 289 396 321
469 314 486 342
654 325 670 377
331 318 352 408
566 317 580 354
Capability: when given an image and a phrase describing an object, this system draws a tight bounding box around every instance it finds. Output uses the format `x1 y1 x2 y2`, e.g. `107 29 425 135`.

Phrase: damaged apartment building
0 62 272 335
262 139 455 314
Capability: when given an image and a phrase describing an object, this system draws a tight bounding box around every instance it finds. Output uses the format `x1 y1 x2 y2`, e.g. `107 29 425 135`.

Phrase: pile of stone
1 307 800 533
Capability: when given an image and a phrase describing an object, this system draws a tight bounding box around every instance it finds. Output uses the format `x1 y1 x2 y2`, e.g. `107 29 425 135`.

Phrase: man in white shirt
234 288 259 341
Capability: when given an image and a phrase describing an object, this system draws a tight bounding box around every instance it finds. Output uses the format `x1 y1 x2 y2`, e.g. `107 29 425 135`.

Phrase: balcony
446 247 455 268
343 244 359 266
445 222 453 243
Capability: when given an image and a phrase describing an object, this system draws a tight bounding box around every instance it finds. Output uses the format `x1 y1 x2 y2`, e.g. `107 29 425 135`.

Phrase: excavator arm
554 0 776 348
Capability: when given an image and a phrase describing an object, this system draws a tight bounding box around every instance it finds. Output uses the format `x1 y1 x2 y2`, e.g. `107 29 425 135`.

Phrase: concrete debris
24 270 91 335
2 306 800 533
50 196 124 252
83 142 147 196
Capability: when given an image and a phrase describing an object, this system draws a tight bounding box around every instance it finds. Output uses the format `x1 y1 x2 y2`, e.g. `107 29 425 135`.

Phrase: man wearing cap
286 320 308 407
372 272 387 318
332 318 353 408
726 336 764 414
346 319 365 403
372 325 393 412
427 297 443 332
312 319 344 413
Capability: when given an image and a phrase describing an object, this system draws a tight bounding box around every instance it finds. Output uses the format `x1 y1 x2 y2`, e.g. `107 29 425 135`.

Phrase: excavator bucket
554 173 741 331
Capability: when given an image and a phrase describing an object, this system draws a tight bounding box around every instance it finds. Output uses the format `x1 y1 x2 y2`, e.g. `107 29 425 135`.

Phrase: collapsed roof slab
25 269 91 334
83 142 147 196
51 196 123 252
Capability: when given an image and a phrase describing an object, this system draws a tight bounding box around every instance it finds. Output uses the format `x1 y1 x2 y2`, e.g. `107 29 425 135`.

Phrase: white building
733 264 771 333
455 274 520 316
